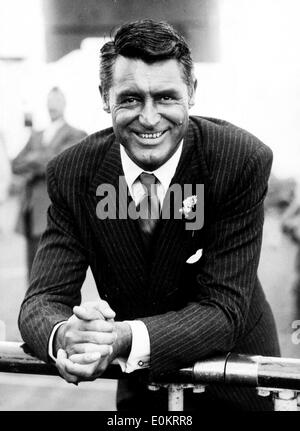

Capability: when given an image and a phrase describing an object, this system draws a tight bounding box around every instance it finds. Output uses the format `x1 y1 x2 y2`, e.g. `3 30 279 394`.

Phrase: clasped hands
54 301 132 384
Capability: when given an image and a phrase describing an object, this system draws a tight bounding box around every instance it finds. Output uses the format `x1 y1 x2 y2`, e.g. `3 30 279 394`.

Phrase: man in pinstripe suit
18 20 280 411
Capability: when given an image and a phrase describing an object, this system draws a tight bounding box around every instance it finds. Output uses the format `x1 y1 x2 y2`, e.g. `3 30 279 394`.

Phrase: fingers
73 305 102 321
66 329 116 345
67 343 113 357
94 300 116 320
73 300 116 322
64 357 106 380
62 315 117 360
67 315 114 333
68 352 101 364
76 319 115 333
56 348 110 383
56 349 79 385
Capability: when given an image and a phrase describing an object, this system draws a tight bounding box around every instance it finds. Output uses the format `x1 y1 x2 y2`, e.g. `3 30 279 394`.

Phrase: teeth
139 132 164 139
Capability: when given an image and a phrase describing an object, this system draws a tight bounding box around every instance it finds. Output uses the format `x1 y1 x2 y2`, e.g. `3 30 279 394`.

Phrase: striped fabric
18 116 280 410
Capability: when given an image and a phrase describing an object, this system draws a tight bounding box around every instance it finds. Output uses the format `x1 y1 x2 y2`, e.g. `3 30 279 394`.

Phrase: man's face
104 56 196 170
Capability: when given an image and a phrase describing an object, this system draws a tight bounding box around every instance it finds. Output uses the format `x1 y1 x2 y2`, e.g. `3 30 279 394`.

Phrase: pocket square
186 248 203 264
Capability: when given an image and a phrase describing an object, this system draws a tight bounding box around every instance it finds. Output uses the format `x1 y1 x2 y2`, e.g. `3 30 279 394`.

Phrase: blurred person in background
281 193 300 307
12 87 87 278
282 194 300 243
0 131 11 235
19 20 280 411
265 174 296 215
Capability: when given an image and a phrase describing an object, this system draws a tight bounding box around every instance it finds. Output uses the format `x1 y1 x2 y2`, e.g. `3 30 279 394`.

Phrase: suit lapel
83 139 149 296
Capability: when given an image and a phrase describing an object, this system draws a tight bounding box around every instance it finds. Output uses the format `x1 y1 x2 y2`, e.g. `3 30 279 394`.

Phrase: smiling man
106 55 194 170
18 20 280 411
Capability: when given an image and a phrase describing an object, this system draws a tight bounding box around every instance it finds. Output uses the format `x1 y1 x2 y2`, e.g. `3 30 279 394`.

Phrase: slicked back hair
100 19 194 102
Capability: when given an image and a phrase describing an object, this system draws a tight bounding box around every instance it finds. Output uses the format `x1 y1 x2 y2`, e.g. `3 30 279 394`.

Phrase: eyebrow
116 87 181 99
117 90 140 98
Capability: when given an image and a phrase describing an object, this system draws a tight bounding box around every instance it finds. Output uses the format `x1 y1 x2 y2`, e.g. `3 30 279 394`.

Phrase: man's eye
122 97 138 104
160 96 173 102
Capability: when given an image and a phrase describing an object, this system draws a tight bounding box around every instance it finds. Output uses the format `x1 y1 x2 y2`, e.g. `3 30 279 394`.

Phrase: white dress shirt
48 140 183 373
120 141 183 208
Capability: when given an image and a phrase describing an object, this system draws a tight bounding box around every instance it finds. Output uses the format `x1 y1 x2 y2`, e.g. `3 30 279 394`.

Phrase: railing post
257 387 299 411
273 389 298 411
168 384 185 411
148 382 206 411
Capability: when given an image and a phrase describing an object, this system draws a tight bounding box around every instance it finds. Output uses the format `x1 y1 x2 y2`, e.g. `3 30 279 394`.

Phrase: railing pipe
1 341 300 411
0 341 123 380
1 343 300 390
188 354 300 390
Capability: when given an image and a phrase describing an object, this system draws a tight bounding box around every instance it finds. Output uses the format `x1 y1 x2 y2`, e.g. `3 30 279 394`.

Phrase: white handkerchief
186 249 203 264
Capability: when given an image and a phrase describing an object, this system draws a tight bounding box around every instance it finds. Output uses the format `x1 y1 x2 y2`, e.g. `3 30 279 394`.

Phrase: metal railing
1 341 300 411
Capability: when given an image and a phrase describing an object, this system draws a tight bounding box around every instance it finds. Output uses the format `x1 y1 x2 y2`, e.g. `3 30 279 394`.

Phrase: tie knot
139 172 158 194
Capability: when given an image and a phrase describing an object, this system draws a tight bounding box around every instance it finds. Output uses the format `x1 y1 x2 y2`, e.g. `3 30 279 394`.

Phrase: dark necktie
138 172 161 245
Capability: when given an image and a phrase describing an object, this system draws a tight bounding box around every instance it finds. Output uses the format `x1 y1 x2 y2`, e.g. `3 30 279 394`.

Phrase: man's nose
139 100 160 128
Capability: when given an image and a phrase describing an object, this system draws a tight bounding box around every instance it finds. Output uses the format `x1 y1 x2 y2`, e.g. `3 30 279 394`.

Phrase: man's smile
132 130 168 142
136 131 164 139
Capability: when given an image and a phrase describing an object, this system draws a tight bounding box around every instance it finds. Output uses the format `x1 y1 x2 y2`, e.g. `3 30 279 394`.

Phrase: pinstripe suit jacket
18 116 279 382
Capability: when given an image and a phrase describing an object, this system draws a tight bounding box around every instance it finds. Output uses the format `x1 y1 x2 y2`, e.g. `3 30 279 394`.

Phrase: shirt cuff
117 320 150 373
48 321 67 362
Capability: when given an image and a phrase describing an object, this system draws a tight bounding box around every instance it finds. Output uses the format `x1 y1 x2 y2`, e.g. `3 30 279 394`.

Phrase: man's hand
56 348 103 385
65 321 132 382
55 300 132 384
54 300 116 357
55 300 116 383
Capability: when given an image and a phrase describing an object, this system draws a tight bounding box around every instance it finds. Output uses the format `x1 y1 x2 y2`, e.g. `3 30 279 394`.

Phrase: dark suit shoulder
47 127 115 194
189 116 273 201
190 115 272 162
190 115 272 175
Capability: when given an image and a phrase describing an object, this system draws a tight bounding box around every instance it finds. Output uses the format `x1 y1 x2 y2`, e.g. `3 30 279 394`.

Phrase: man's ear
99 85 110 113
188 79 198 108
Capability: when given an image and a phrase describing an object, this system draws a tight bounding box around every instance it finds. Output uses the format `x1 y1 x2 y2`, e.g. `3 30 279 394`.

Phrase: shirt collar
120 141 183 194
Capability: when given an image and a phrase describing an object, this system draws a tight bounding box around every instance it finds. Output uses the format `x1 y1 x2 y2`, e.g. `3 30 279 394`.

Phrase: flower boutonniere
179 195 197 219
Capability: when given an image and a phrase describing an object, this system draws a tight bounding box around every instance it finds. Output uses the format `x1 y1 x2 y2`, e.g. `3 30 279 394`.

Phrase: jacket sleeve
18 160 89 362
141 144 273 378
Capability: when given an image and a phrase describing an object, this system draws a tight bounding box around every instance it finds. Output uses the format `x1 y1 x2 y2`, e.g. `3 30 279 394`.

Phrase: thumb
57 348 68 360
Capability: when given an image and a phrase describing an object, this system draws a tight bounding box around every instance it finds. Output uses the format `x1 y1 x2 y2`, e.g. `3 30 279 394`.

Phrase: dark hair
100 19 194 101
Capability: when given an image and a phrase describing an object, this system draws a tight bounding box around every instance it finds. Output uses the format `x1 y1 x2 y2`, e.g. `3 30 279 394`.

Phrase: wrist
53 323 67 357
113 321 132 359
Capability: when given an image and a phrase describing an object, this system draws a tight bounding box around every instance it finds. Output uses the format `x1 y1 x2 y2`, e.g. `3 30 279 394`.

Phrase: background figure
12 87 87 279
0 132 12 234
265 174 296 215
282 200 300 244
281 197 300 311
